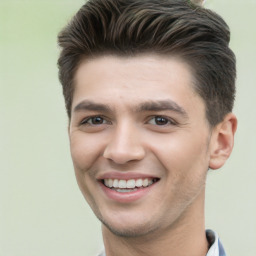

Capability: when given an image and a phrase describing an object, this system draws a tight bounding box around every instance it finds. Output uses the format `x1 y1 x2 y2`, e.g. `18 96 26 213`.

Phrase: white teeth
143 179 149 187
135 179 143 187
118 180 126 188
116 188 138 193
108 179 113 187
113 179 119 188
127 179 135 188
148 179 153 186
104 179 109 187
103 178 157 190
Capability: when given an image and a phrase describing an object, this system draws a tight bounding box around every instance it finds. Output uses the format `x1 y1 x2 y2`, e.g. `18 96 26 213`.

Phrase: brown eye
81 116 108 125
155 116 169 125
91 116 104 124
148 116 174 126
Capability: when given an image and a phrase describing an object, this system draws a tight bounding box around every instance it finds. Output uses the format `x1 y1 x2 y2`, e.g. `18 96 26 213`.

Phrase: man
57 0 237 255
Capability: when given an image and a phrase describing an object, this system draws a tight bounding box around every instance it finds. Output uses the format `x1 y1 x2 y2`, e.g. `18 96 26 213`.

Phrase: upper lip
97 172 160 180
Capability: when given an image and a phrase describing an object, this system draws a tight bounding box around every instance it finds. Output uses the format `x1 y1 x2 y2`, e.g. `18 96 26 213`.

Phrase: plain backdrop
0 0 255 255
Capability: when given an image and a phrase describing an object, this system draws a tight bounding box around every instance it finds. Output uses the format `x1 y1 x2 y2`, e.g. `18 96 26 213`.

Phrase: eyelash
80 116 110 126
80 115 177 126
147 116 177 126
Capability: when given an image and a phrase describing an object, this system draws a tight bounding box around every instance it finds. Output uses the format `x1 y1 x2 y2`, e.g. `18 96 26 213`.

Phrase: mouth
100 177 160 193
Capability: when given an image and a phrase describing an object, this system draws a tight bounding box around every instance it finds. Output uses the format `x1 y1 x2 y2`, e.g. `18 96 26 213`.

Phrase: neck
102 191 208 256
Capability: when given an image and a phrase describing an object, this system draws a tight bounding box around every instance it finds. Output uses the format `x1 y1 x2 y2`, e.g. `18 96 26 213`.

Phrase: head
57 0 237 239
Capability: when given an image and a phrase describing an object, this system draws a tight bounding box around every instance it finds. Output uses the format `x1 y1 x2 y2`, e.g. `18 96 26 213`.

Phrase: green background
0 0 255 255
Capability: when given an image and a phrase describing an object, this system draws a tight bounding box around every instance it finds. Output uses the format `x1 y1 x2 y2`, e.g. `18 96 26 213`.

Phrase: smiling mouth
101 178 160 193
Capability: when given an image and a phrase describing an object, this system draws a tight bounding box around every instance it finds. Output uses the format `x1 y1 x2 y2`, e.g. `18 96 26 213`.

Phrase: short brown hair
57 0 236 126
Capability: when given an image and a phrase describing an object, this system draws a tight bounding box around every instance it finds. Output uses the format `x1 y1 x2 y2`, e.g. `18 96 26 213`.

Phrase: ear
209 113 237 170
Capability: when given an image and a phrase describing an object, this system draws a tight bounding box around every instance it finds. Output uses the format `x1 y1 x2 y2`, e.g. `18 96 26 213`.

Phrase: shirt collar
206 230 226 256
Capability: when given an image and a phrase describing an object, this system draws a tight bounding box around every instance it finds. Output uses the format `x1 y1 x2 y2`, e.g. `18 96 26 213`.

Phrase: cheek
69 134 104 210
154 135 209 210
69 133 104 172
148 131 210 179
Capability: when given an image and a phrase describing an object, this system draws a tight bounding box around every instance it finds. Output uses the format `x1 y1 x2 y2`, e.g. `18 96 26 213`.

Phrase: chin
102 219 156 238
98 211 162 238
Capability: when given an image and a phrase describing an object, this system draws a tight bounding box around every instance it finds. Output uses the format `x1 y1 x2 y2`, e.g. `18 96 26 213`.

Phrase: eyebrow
136 100 188 118
73 99 188 118
73 100 112 113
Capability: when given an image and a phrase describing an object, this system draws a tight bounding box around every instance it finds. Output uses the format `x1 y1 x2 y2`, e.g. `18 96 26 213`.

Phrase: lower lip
99 181 158 203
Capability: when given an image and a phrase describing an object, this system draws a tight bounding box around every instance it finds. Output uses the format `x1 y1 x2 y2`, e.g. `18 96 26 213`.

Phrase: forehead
72 54 204 115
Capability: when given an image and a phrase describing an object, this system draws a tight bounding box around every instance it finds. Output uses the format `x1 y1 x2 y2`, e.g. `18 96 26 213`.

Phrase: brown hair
57 0 236 126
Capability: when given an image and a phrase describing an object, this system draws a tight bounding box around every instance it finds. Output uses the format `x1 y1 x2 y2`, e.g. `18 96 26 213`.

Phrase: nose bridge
103 120 145 164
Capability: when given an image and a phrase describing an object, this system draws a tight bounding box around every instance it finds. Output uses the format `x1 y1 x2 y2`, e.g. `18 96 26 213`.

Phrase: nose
103 123 146 164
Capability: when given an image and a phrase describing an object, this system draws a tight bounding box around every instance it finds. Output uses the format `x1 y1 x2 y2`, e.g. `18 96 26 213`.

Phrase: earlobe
209 113 237 170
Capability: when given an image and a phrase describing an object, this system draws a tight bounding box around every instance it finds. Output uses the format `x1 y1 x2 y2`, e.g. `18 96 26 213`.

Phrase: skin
68 55 237 256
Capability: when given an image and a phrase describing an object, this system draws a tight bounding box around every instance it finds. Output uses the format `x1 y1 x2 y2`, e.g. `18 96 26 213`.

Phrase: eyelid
147 115 177 125
78 114 178 127
80 115 111 125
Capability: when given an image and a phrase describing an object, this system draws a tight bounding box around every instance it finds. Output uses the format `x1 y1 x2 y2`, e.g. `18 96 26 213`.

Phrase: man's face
69 55 213 237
